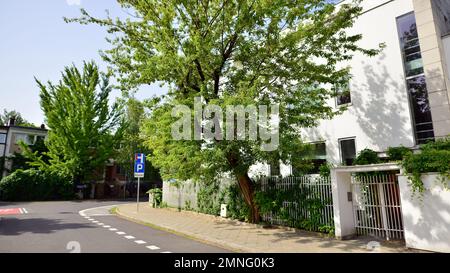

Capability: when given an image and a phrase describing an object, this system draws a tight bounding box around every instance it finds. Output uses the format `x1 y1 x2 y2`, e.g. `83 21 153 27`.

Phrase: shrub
147 188 162 208
401 138 450 193
387 146 412 161
0 169 73 201
353 149 380 165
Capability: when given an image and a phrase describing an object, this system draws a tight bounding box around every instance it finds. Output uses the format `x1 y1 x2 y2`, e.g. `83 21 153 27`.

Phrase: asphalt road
0 200 229 253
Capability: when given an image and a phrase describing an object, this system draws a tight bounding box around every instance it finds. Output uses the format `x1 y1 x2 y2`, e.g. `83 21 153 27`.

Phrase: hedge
0 169 74 201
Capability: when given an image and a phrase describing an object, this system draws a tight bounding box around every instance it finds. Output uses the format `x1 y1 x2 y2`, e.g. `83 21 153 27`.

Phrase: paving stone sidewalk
116 202 419 253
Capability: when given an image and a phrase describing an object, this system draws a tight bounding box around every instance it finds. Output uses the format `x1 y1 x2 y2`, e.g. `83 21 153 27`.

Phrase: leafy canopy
32 61 124 183
67 0 380 181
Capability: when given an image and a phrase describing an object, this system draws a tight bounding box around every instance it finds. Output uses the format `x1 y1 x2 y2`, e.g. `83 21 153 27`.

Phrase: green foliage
319 163 332 178
197 180 224 215
0 169 73 201
33 61 124 183
401 138 450 193
68 0 381 222
0 109 35 127
224 183 250 221
147 188 163 208
353 149 380 165
387 146 412 161
115 98 162 183
255 179 333 234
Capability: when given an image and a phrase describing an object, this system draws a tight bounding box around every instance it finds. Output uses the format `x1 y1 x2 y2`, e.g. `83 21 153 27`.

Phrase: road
0 200 229 253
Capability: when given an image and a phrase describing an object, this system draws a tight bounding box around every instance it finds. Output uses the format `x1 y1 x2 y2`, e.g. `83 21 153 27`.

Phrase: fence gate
351 173 404 240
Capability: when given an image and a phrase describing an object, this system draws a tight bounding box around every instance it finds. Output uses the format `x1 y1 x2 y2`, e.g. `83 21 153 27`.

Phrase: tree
33 61 124 185
115 97 162 185
0 109 35 127
67 0 380 223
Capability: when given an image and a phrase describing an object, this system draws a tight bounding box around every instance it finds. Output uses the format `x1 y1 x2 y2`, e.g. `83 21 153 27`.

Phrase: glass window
293 142 327 175
397 12 435 144
339 138 356 166
269 162 280 176
335 79 351 106
0 133 6 144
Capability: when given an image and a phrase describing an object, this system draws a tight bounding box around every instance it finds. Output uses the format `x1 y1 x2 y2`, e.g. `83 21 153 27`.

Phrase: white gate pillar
331 169 355 239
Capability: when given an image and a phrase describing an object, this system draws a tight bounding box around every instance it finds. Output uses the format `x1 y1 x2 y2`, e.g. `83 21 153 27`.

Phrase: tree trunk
236 172 260 223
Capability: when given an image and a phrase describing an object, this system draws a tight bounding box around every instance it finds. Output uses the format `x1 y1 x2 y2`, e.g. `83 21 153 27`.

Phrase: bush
353 149 380 165
147 188 162 208
402 138 450 193
0 169 73 201
387 146 412 161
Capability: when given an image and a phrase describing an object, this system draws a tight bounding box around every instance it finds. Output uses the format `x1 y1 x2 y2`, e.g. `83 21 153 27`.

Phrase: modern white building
263 0 450 177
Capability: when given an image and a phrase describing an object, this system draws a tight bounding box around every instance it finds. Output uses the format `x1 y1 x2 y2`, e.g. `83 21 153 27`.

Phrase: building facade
273 0 450 176
0 118 48 178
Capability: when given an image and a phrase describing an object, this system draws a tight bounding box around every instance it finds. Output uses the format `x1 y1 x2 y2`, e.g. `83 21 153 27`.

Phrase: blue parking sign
134 153 145 178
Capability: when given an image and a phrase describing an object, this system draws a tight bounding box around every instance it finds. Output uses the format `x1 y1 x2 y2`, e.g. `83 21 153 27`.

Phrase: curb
114 205 254 253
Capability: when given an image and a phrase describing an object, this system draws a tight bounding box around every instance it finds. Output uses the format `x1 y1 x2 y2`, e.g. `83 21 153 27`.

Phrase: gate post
331 168 355 239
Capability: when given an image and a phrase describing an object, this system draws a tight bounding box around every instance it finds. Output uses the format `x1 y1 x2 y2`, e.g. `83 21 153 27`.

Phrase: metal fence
258 175 334 231
351 173 404 240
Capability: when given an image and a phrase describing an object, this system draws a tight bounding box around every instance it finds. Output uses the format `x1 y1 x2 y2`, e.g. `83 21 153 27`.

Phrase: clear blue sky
0 0 167 126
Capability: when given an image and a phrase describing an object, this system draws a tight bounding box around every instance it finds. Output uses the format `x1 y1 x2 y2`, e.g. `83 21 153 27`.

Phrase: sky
0 0 167 126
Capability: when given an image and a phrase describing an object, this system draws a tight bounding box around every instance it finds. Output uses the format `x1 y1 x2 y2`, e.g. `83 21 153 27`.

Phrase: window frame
338 137 357 166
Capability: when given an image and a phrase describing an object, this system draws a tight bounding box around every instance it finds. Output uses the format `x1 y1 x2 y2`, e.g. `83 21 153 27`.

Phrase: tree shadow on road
0 217 95 236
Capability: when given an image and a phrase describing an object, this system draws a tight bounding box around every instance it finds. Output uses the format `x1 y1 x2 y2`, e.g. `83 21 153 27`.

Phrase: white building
261 0 450 177
0 118 48 178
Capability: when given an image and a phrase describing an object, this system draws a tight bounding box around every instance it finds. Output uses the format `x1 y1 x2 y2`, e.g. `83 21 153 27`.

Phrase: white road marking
22 208 28 214
116 231 126 235
160 251 172 253
97 223 104 225
134 240 146 244
92 220 99 223
19 208 23 214
146 245 160 250
109 228 118 231
103 225 111 228
124 235 135 239
78 205 116 217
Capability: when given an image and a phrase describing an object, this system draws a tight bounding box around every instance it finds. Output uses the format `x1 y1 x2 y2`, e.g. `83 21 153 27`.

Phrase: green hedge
0 169 74 201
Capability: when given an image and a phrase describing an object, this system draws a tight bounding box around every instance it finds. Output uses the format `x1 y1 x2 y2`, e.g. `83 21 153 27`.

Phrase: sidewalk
116 202 419 253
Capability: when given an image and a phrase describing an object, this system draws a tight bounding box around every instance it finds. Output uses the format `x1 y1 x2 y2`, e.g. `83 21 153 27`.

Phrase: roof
1 125 48 132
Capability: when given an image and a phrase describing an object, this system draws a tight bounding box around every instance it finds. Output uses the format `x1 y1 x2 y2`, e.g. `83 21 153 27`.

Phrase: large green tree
68 0 379 222
33 61 124 184
116 97 162 184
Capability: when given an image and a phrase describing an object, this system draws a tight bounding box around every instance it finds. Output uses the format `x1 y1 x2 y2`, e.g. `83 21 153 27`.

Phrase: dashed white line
22 208 28 214
134 240 146 244
124 235 135 239
116 231 126 235
160 251 172 253
146 245 160 250
97 223 104 226
109 228 118 231
92 220 99 223
103 225 111 228
19 208 23 214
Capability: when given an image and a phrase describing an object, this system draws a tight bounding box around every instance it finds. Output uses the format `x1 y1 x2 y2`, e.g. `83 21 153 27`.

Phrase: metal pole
137 177 140 212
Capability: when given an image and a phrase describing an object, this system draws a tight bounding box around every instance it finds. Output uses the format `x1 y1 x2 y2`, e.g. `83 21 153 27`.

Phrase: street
0 200 229 253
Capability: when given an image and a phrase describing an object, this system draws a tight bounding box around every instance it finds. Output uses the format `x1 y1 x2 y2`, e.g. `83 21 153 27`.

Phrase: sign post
134 153 145 212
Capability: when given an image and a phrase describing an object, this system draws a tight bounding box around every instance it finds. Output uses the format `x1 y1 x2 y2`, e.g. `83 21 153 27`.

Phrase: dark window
335 79 351 106
0 133 6 144
293 142 327 175
340 138 356 166
397 12 435 144
269 162 280 176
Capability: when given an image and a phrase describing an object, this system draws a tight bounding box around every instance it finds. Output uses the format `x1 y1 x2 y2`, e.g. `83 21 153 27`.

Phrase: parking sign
134 153 145 178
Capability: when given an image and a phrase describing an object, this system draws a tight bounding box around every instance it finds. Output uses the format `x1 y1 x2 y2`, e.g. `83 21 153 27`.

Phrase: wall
301 0 417 165
162 176 235 210
398 173 450 252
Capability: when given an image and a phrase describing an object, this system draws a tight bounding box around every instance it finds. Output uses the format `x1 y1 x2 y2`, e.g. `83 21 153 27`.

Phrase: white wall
443 36 450 83
301 0 416 165
398 174 450 253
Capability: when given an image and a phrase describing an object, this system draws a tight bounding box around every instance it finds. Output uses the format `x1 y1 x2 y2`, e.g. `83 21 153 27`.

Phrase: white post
331 169 355 239
137 177 140 212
